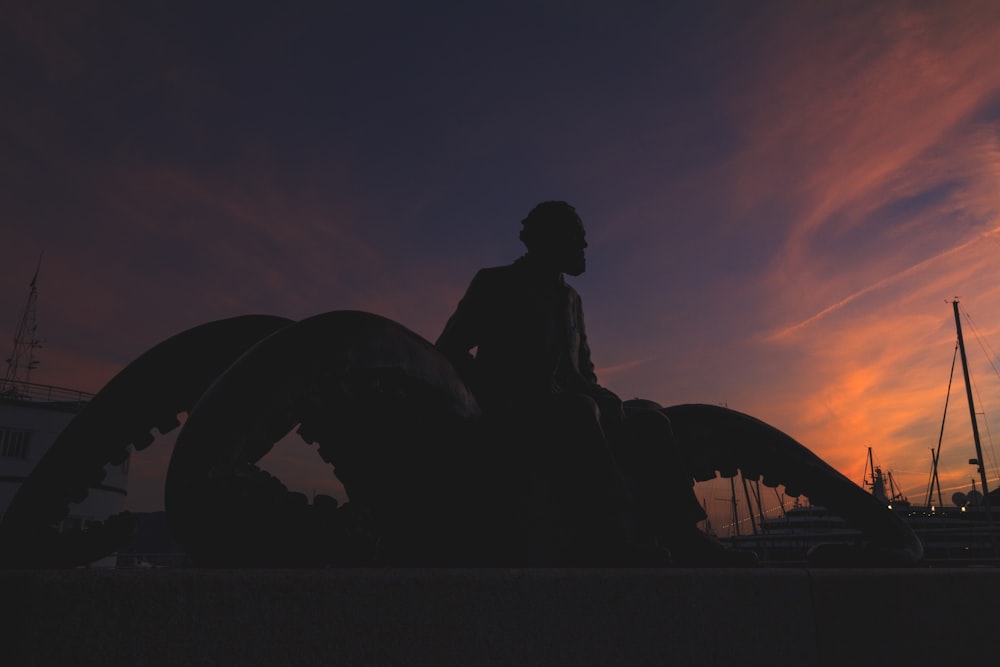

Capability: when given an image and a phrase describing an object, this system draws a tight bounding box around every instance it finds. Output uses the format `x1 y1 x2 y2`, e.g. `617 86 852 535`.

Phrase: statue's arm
575 296 599 385
435 272 486 385
575 295 627 431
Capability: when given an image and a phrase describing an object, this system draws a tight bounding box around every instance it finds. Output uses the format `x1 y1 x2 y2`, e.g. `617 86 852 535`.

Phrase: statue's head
519 201 588 276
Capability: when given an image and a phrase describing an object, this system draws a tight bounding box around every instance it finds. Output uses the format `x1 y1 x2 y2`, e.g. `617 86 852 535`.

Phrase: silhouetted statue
0 206 924 568
437 201 754 565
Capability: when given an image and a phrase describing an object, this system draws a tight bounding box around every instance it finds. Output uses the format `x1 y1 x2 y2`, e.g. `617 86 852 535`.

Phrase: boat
722 300 1000 566
723 450 1000 566
0 261 129 566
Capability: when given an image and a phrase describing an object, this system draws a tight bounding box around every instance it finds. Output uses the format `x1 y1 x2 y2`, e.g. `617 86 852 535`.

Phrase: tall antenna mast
2 254 44 394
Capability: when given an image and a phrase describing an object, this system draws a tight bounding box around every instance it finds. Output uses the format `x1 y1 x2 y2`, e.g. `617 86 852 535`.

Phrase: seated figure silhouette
437 201 753 565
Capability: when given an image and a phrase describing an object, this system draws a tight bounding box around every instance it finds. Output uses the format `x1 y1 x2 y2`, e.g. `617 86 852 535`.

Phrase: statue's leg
622 404 758 566
523 393 638 565
622 406 706 528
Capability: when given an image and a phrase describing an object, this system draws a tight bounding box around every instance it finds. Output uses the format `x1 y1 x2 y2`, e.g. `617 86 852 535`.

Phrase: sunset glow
3 1 1000 516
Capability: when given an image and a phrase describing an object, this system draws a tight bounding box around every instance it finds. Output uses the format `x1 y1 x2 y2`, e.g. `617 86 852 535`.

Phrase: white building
0 381 129 566
1 265 129 566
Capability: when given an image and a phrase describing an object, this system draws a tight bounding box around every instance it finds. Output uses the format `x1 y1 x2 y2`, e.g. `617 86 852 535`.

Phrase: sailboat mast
931 448 944 509
729 477 740 538
740 475 760 536
927 344 958 508
952 299 992 517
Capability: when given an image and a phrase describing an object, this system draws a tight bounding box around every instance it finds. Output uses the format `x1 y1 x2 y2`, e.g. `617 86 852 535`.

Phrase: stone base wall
3 569 998 666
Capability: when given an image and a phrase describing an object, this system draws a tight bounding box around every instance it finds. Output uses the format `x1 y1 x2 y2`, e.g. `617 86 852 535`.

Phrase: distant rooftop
0 379 93 411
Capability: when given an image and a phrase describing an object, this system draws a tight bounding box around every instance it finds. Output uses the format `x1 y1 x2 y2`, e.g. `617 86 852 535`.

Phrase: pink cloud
623 1 1000 504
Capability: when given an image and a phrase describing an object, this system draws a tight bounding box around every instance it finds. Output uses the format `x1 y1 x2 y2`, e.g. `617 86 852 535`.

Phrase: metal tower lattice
2 257 44 394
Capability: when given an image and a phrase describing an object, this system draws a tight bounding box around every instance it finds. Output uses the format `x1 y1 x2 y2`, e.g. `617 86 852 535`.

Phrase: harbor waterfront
717 300 1000 566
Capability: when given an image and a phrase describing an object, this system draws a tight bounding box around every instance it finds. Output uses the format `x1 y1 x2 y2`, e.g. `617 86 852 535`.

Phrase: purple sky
4 1 1000 520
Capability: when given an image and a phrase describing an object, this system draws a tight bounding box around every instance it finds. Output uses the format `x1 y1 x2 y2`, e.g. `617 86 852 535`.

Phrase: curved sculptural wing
0 315 293 568
661 402 924 565
1 306 924 568
165 309 481 566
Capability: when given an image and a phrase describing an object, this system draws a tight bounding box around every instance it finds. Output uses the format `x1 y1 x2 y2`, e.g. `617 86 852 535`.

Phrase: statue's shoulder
470 263 523 289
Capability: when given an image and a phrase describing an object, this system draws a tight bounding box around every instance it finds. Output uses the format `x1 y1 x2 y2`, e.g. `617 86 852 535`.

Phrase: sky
3 1 1000 524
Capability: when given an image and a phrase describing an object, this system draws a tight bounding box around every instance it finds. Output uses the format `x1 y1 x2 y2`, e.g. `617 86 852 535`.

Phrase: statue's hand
589 386 626 437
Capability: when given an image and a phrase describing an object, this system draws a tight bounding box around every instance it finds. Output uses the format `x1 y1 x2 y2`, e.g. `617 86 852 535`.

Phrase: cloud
710 1 1000 272
595 357 658 383
768 223 1000 341
634 1 1000 500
